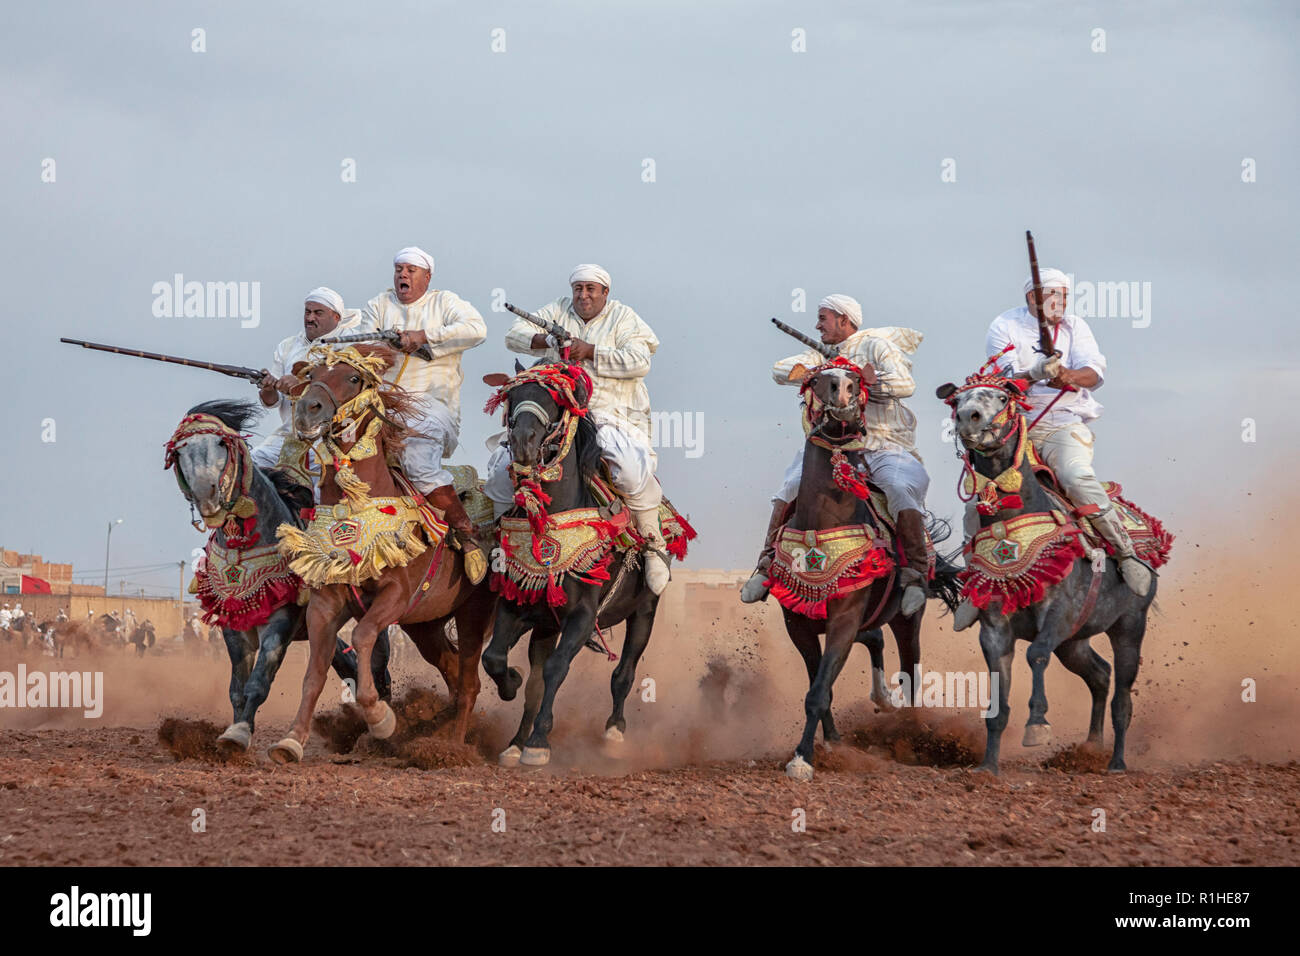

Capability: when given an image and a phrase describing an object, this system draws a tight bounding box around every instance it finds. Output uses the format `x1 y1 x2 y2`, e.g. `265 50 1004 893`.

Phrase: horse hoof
268 737 304 764
498 745 522 768
217 721 252 752
520 746 551 767
974 762 999 776
604 726 625 744
785 754 814 782
1022 723 1052 747
368 702 397 740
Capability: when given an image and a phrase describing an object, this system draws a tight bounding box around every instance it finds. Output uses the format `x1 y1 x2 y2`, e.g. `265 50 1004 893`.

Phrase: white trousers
1028 422 1109 511
485 421 661 514
401 397 460 494
774 445 929 516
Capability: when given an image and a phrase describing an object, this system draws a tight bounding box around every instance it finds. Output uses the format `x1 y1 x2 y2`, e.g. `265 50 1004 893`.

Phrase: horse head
937 371 1030 459
165 400 260 528
484 360 594 472
292 344 396 444
797 357 876 441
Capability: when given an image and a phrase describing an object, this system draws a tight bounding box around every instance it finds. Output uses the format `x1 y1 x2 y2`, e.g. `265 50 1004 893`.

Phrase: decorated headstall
482 362 594 538
936 345 1038 517
297 344 396 505
796 356 878 500
164 413 259 544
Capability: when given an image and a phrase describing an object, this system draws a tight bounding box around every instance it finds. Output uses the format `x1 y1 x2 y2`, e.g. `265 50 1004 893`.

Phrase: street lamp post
103 519 123 594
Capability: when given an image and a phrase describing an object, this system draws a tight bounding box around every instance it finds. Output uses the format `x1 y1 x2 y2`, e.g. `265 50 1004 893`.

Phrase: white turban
304 286 344 316
1023 268 1070 295
394 246 434 274
818 294 863 328
569 263 611 289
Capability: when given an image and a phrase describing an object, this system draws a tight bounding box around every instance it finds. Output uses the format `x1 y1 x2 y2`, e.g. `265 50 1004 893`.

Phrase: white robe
359 288 488 492
250 311 360 487
486 297 661 513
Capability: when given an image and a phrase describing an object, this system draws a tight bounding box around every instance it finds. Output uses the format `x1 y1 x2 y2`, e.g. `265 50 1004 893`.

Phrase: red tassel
378 505 397 515
347 549 363 565
545 573 567 607
300 507 316 522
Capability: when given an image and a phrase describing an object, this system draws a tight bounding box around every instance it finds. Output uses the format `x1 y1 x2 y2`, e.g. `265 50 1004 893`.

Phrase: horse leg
223 629 256 727
604 606 657 749
218 610 296 751
500 627 558 767
787 598 865 781
857 627 894 712
447 588 494 744
1023 600 1075 747
1052 637 1112 746
521 601 599 766
888 608 923 706
1106 611 1146 772
269 594 349 763
482 605 531 702
976 624 1014 774
350 590 404 738
785 612 840 743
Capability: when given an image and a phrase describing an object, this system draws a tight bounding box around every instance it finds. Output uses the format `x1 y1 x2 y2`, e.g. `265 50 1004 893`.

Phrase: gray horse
939 378 1157 773
168 400 389 752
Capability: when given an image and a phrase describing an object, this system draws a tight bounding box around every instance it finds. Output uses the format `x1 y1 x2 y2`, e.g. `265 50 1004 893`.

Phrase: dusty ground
0 720 1296 866
2 505 1297 866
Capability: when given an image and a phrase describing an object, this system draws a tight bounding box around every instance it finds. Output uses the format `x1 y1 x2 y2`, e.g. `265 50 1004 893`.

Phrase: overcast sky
2 1 1297 592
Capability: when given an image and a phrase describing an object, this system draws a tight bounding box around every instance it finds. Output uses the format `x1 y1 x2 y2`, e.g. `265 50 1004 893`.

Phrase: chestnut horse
269 346 496 762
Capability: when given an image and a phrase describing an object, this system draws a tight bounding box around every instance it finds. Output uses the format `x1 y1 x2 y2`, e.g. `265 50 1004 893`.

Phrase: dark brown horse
269 345 496 762
770 359 959 781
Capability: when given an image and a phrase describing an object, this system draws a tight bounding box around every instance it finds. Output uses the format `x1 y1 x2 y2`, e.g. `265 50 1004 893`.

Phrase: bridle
164 413 257 537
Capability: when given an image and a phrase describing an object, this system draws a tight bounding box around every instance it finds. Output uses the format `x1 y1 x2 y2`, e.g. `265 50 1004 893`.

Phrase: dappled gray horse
166 400 389 751
939 371 1164 773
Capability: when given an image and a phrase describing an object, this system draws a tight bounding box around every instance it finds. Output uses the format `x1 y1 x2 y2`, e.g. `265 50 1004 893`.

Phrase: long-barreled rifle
60 338 265 383
318 329 434 361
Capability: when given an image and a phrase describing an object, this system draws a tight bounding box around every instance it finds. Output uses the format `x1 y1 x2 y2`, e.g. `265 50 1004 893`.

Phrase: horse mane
348 344 418 455
575 414 602 488
264 467 314 514
186 399 261 433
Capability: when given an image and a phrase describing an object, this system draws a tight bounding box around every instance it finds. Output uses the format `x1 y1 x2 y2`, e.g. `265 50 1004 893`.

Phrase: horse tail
923 512 963 615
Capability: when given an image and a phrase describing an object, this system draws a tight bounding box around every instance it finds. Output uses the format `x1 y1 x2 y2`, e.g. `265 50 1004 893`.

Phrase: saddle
586 468 697 560
1028 456 1172 569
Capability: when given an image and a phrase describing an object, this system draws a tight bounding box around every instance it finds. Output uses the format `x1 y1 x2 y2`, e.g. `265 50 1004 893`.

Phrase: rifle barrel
59 338 263 382
770 318 836 359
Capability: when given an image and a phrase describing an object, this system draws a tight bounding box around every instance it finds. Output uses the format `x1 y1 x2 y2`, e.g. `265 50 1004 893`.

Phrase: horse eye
350 375 360 383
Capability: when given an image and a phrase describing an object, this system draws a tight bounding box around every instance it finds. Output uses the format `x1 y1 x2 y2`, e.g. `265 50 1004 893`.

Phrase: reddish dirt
1 504 1296 866
0 724 1295 865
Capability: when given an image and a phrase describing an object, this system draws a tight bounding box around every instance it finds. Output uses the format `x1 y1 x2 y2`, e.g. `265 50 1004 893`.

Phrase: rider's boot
895 508 930 617
427 484 489 585
740 500 789 604
1087 505 1152 596
631 508 672 595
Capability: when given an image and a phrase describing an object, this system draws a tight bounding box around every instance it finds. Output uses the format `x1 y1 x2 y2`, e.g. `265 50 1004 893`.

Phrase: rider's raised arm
594 309 658 380
504 299 564 357
423 291 487 359
772 347 820 386
1067 316 1107 388
858 337 914 399
984 314 1025 378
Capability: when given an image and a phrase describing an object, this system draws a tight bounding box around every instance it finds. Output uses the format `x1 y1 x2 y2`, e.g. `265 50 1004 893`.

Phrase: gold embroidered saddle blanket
766 524 893 619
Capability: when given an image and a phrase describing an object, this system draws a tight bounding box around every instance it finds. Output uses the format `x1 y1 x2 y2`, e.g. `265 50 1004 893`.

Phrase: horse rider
0 604 10 633
252 286 359 494
740 294 932 616
949 267 1151 630
485 263 672 595
357 246 490 583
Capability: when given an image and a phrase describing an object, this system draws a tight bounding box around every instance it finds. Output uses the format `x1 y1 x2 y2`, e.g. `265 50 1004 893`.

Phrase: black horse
167 400 390 752
941 376 1159 773
481 362 669 767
